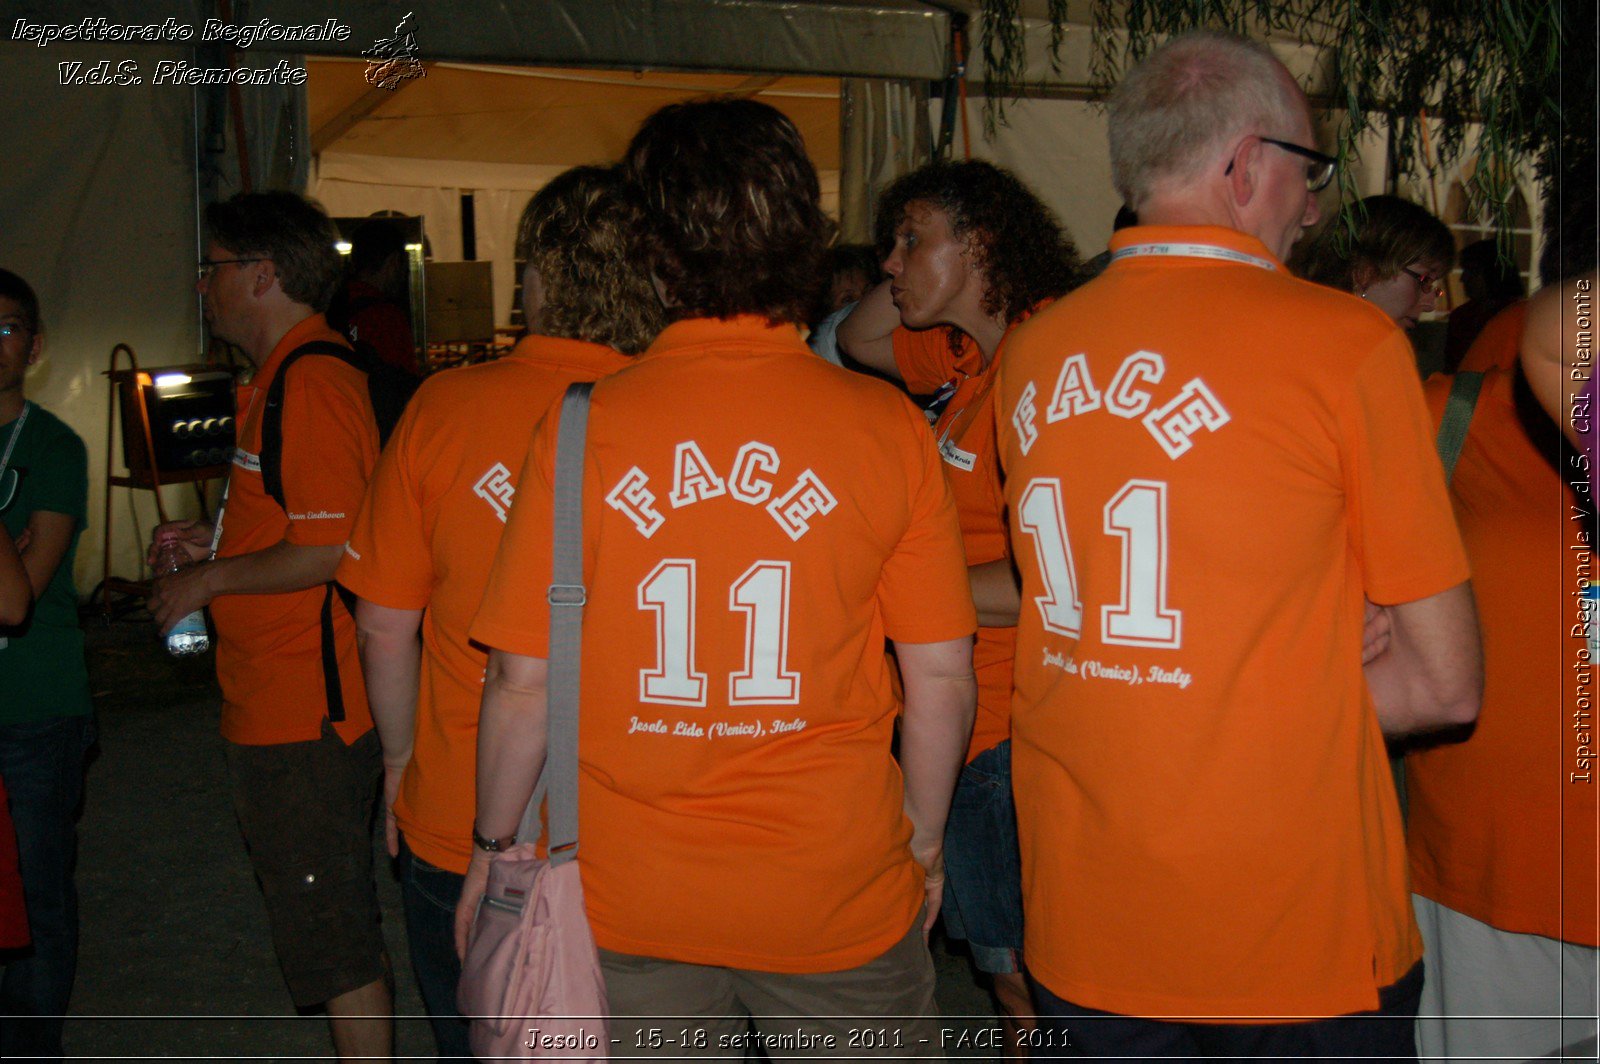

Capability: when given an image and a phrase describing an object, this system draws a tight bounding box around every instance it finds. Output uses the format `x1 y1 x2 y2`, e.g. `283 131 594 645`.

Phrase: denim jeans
941 739 1023 974
0 713 94 1061
396 836 473 1059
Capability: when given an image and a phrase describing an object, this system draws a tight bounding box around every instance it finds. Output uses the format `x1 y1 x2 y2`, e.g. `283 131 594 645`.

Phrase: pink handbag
457 383 609 1059
456 849 608 1059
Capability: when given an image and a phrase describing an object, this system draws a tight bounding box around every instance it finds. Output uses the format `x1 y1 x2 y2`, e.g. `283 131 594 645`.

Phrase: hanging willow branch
975 0 1584 245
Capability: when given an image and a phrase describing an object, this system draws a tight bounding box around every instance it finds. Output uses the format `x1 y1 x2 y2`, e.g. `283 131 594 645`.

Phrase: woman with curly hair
1294 193 1454 333
839 160 1080 1054
335 164 662 1059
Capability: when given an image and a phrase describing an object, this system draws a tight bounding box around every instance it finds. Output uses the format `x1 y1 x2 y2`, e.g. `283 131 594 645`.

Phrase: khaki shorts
600 911 942 1059
226 722 386 1008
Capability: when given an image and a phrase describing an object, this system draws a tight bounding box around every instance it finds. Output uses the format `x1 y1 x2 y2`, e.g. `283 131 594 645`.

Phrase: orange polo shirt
336 334 630 874
997 226 1470 1017
895 321 1031 763
1456 300 1528 373
1406 369 1597 946
472 316 976 973
213 314 379 746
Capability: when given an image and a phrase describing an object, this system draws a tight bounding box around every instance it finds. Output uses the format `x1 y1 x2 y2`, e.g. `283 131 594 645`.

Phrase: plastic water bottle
153 530 211 656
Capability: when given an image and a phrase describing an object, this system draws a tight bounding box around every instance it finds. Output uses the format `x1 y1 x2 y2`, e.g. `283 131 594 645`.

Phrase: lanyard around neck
937 361 999 453
1110 241 1278 272
0 402 31 484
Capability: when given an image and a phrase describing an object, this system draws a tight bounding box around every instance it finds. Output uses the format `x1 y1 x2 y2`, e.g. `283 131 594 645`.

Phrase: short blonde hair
1108 31 1304 209
516 166 664 355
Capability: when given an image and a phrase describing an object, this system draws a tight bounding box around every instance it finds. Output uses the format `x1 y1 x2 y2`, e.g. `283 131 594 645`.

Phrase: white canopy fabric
306 60 845 322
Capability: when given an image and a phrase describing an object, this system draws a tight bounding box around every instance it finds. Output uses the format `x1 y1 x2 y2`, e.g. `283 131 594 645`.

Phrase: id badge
939 435 977 472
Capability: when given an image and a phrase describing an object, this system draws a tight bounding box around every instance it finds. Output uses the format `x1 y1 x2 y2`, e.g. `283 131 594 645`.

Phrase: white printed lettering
766 470 837 541
1105 351 1165 419
1012 380 1039 456
1045 353 1102 422
728 442 780 505
606 467 666 538
1143 379 1230 459
473 462 516 523
669 440 727 508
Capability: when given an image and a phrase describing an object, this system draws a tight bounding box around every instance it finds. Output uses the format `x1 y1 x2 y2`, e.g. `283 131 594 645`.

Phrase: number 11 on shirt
638 558 802 708
1016 477 1182 649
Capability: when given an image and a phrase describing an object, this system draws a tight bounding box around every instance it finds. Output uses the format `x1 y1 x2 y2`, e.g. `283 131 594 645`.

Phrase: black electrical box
119 366 237 475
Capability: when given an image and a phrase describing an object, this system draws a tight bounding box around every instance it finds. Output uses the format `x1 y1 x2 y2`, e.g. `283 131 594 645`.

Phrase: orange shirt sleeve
1456 301 1526 373
892 325 957 393
1340 335 1471 604
279 358 378 548
470 404 560 658
879 399 980 643
337 400 431 610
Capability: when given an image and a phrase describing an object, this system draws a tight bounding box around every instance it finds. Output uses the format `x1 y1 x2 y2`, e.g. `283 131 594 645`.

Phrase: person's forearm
473 652 550 842
1364 584 1483 738
1366 649 1479 737
836 280 905 378
0 528 28 624
898 669 976 870
357 625 421 770
204 540 346 598
18 510 75 600
970 558 1021 628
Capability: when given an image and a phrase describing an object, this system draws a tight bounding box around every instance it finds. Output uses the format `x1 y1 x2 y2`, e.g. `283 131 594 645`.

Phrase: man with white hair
995 31 1482 1058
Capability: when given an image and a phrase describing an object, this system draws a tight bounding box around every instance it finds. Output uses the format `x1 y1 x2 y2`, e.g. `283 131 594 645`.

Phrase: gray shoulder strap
515 381 593 863
1436 371 1484 484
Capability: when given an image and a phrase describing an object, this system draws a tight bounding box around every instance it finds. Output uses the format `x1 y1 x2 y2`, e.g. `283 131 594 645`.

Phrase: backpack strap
260 340 365 510
1435 371 1485 484
258 338 368 724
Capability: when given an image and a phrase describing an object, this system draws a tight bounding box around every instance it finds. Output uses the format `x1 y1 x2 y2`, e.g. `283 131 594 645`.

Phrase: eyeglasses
1227 136 1338 192
0 323 32 341
196 257 265 281
1402 266 1444 297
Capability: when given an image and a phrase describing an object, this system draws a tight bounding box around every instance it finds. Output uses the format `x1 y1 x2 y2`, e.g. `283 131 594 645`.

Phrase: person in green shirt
0 267 94 1061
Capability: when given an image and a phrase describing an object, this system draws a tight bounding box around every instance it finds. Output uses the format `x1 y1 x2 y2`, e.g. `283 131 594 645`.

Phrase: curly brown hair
516 166 664 355
874 161 1080 333
624 99 834 326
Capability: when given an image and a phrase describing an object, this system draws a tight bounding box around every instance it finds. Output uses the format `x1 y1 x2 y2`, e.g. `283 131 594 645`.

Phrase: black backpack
257 338 421 722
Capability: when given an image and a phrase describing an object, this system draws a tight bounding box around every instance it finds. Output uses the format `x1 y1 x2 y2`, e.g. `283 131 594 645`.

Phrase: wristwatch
472 826 517 853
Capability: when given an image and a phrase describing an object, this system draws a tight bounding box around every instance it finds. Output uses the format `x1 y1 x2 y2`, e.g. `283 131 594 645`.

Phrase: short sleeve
1340 335 1471 604
29 422 88 525
280 359 378 547
878 400 979 643
469 404 560 658
337 401 432 609
893 326 958 394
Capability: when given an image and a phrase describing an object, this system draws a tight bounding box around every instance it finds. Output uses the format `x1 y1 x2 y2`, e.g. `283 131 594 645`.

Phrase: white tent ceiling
306 59 844 323
309 61 843 171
